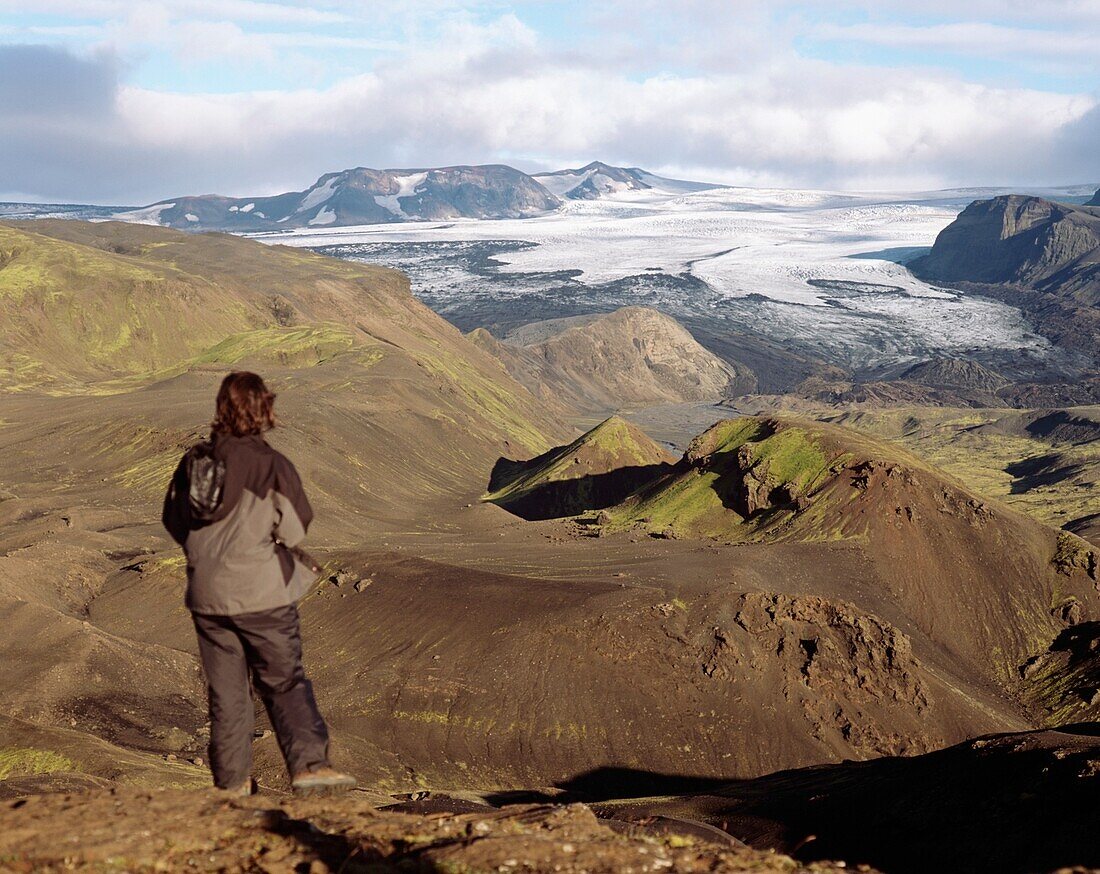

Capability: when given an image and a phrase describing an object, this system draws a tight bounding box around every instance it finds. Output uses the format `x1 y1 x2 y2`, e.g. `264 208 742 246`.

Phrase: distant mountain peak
533 162 719 200
115 164 561 231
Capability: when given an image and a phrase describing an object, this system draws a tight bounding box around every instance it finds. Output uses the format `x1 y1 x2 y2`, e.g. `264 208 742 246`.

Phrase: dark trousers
192 604 330 789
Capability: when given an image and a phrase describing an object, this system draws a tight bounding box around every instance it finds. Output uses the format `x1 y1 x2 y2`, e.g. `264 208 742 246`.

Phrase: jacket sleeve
273 455 313 548
162 456 191 546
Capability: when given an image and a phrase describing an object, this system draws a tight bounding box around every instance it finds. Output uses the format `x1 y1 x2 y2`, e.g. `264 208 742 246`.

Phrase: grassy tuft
0 747 75 780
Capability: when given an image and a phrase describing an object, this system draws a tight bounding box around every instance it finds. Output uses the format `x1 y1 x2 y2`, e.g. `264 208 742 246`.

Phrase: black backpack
185 441 226 519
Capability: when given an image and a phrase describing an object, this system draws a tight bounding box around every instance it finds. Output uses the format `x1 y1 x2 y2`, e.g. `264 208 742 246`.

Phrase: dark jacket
162 432 318 615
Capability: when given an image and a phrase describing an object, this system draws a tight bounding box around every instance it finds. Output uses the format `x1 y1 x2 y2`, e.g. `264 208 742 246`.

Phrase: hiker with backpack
162 371 355 796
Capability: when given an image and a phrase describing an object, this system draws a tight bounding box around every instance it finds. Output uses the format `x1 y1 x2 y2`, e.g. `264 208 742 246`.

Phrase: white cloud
0 7 1096 202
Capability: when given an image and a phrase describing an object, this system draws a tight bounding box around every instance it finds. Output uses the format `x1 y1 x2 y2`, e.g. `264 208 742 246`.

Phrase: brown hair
212 372 277 437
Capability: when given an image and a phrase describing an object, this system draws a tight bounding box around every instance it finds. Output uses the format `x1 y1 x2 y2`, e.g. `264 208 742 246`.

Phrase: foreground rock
0 787 869 873
2 725 1098 873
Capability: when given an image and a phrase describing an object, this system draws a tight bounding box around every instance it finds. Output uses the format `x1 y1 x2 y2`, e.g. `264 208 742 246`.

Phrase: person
162 371 356 796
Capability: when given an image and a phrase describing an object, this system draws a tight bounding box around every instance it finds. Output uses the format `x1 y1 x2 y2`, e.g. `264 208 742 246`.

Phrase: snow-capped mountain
116 165 561 230
533 161 719 200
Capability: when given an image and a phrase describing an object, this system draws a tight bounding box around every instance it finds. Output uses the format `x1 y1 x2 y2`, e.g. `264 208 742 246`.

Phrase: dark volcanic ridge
488 415 1100 722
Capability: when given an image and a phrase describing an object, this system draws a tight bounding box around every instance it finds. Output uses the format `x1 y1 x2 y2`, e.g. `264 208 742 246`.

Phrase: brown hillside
499 416 1100 708
470 307 747 414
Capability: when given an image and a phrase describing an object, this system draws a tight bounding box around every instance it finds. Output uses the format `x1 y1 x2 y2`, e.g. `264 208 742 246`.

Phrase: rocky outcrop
118 164 561 230
1087 187 1100 207
911 195 1100 297
910 195 1100 363
471 307 748 414
0 786 868 873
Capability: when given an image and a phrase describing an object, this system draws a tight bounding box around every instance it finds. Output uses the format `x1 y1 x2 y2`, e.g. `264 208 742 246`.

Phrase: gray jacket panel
163 432 318 616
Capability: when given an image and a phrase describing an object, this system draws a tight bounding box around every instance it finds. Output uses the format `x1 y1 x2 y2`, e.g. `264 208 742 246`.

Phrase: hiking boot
216 779 254 797
291 766 357 796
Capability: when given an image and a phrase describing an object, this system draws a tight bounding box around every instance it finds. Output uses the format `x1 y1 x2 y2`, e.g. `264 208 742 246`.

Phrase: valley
0 180 1098 874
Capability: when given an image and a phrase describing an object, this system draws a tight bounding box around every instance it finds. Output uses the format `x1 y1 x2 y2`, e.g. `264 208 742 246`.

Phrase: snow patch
113 202 176 225
296 177 338 214
535 173 586 198
376 172 428 216
184 213 199 222
239 202 255 213
308 206 337 226
228 205 239 212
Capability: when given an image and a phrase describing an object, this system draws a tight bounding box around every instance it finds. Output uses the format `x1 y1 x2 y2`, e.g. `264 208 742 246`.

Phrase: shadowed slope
485 415 676 520
595 725 1100 874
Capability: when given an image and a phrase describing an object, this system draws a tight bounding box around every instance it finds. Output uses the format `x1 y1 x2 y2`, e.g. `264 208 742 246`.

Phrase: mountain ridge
118 164 562 231
533 160 719 200
115 161 721 230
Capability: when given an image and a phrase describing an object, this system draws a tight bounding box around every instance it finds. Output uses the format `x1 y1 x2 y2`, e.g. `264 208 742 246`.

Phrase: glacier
249 184 1080 380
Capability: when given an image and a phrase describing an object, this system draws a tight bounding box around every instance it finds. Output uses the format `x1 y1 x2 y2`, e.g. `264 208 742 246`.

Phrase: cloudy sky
1 0 1097 203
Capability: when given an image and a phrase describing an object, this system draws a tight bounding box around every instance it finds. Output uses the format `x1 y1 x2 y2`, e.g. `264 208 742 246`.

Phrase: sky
0 0 1097 204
